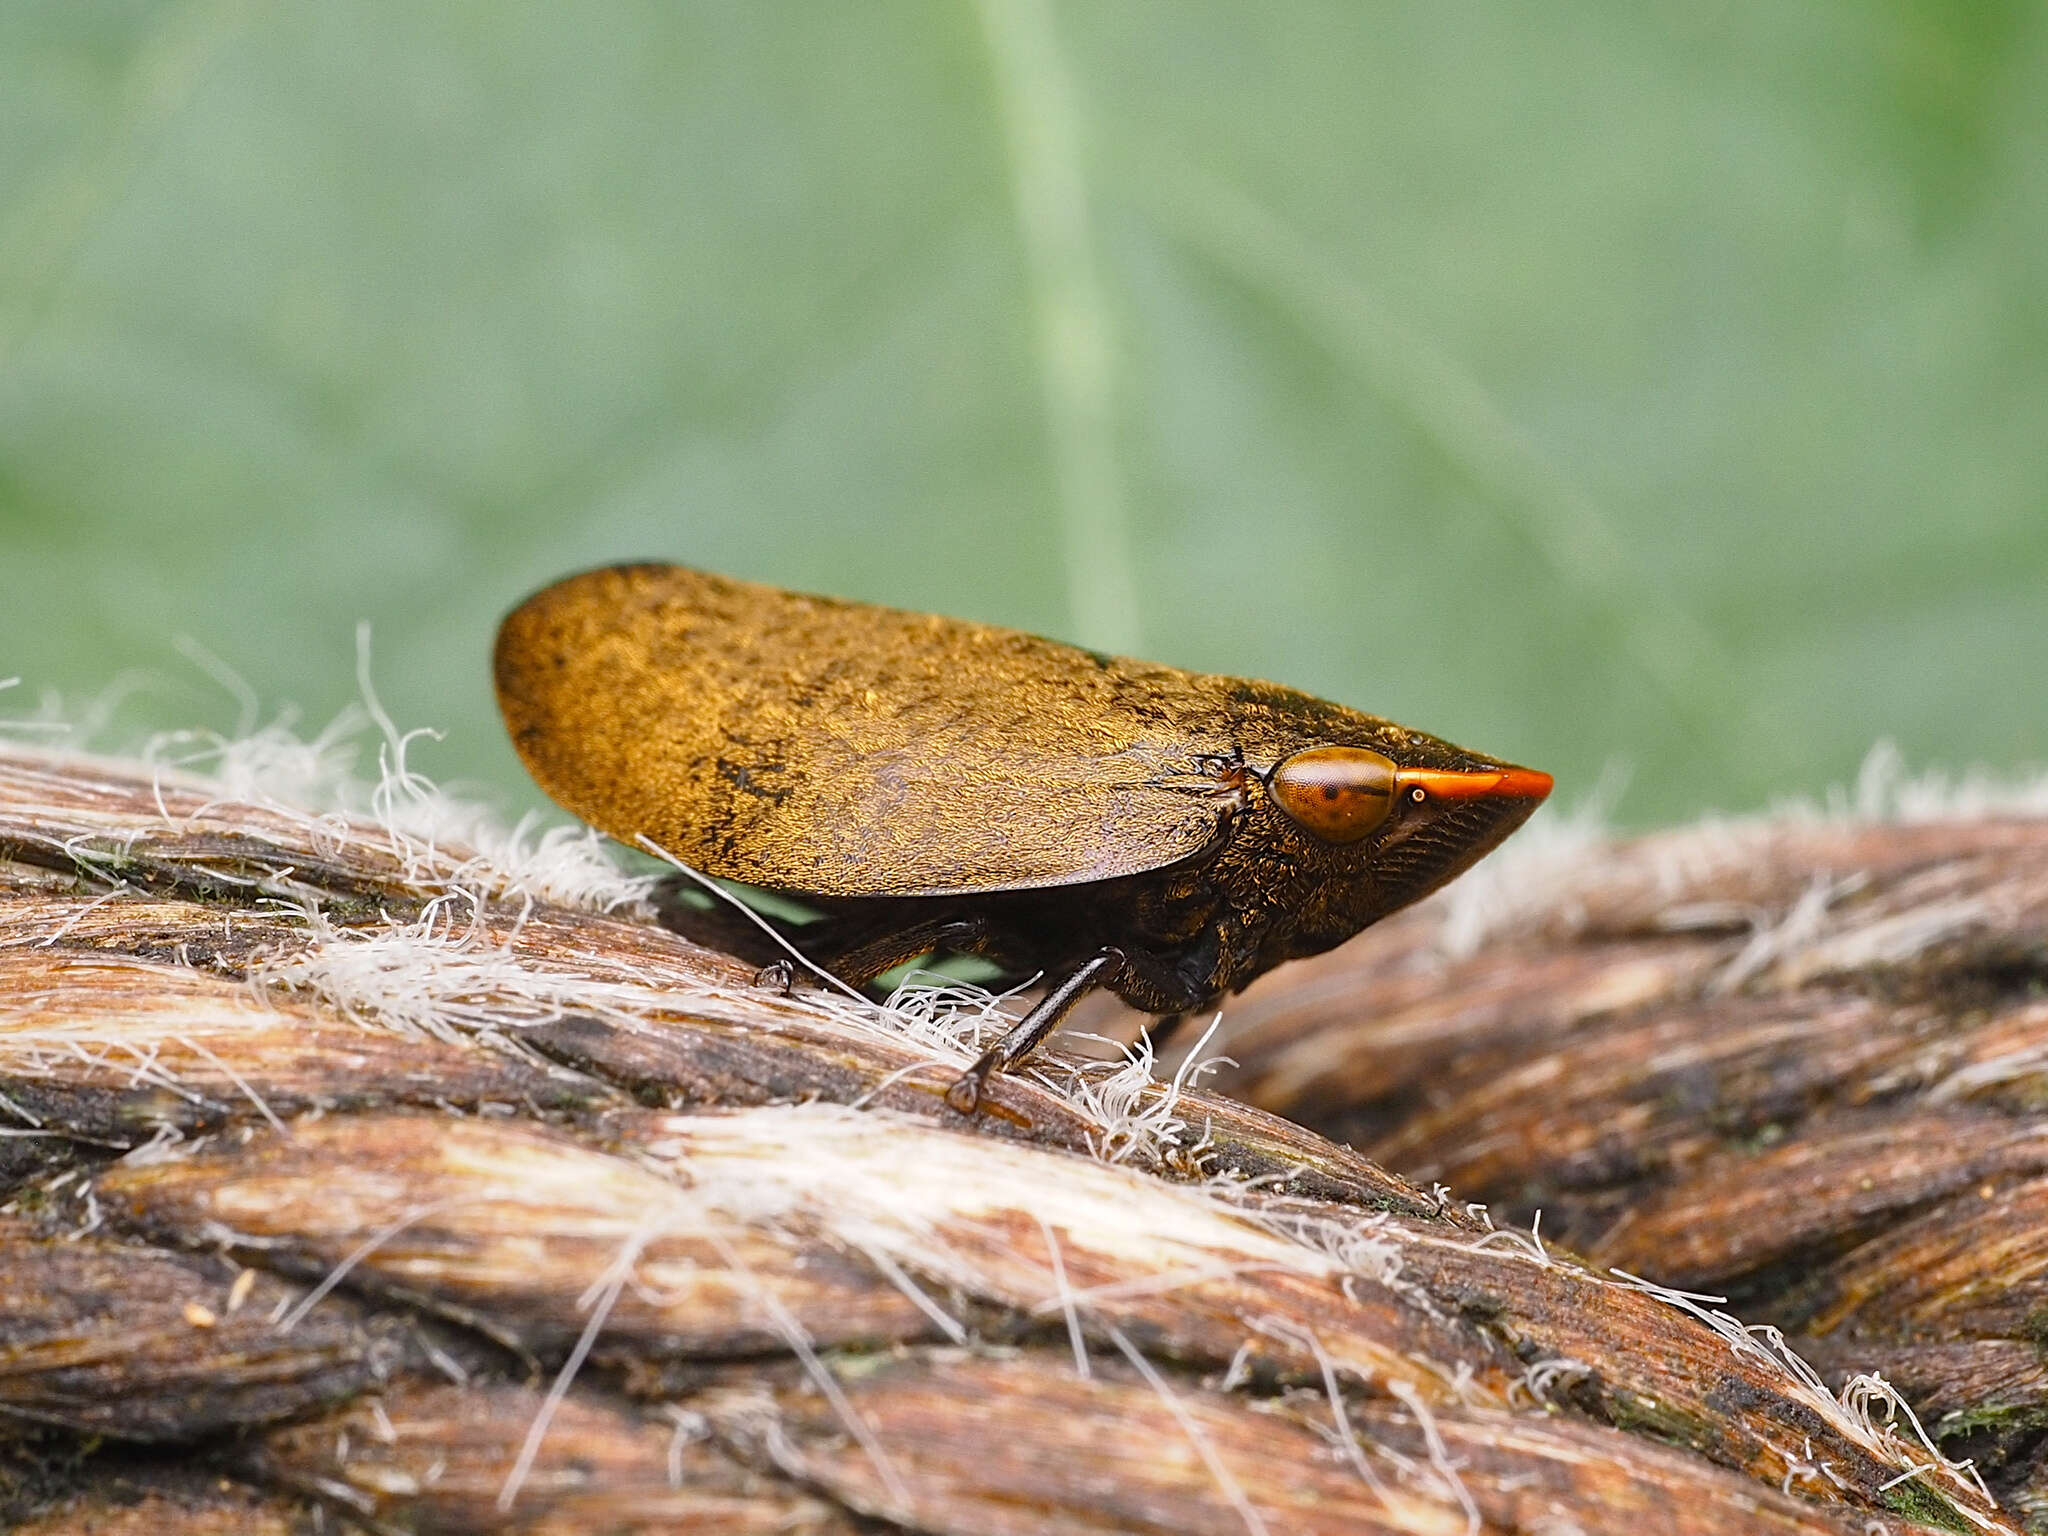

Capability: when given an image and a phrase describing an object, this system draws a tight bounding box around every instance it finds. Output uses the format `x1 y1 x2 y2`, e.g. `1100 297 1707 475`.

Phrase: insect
495 564 1551 1112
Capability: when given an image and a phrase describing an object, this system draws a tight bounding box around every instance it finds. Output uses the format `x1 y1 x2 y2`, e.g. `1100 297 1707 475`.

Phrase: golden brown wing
493 565 1245 898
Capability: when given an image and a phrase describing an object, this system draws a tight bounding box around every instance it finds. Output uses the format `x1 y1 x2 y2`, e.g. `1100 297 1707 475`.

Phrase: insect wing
493 565 1235 897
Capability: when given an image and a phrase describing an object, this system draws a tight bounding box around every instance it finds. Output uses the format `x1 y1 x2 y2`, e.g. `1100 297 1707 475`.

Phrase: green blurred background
3 1 2044 826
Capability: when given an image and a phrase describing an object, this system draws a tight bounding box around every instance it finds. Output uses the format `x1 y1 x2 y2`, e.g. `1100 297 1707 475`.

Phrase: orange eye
1269 746 1397 844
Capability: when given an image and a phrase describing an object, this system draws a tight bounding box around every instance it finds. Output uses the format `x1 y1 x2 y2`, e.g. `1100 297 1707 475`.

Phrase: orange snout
1393 765 1554 802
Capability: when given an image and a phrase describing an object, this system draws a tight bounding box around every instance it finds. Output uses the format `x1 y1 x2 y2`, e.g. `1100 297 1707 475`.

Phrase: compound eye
1269 746 1397 844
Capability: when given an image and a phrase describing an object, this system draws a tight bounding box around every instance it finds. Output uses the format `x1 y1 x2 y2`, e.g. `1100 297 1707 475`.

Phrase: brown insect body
495 564 1551 1108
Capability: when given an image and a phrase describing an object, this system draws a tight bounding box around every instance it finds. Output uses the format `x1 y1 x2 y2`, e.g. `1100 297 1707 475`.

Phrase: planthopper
494 564 1551 1111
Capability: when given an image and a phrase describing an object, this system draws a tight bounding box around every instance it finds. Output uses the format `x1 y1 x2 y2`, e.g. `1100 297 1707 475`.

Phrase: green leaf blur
3 2 2043 824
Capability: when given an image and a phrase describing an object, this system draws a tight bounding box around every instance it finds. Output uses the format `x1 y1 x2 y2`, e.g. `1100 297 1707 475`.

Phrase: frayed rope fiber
0 706 2033 1533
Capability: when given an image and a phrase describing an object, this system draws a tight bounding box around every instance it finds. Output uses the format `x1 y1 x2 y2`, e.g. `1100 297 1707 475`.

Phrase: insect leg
944 948 1126 1114
754 958 797 995
653 885 989 994
651 880 806 971
812 915 992 990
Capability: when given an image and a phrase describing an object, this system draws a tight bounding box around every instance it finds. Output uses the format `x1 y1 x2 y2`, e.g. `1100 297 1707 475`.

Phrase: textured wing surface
493 565 1240 897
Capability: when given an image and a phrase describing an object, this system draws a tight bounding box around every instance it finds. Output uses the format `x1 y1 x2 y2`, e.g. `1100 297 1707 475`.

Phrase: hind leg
656 885 991 986
804 913 997 990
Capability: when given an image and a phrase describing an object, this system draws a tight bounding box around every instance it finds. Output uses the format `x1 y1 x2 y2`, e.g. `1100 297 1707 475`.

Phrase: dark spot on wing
717 758 792 805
